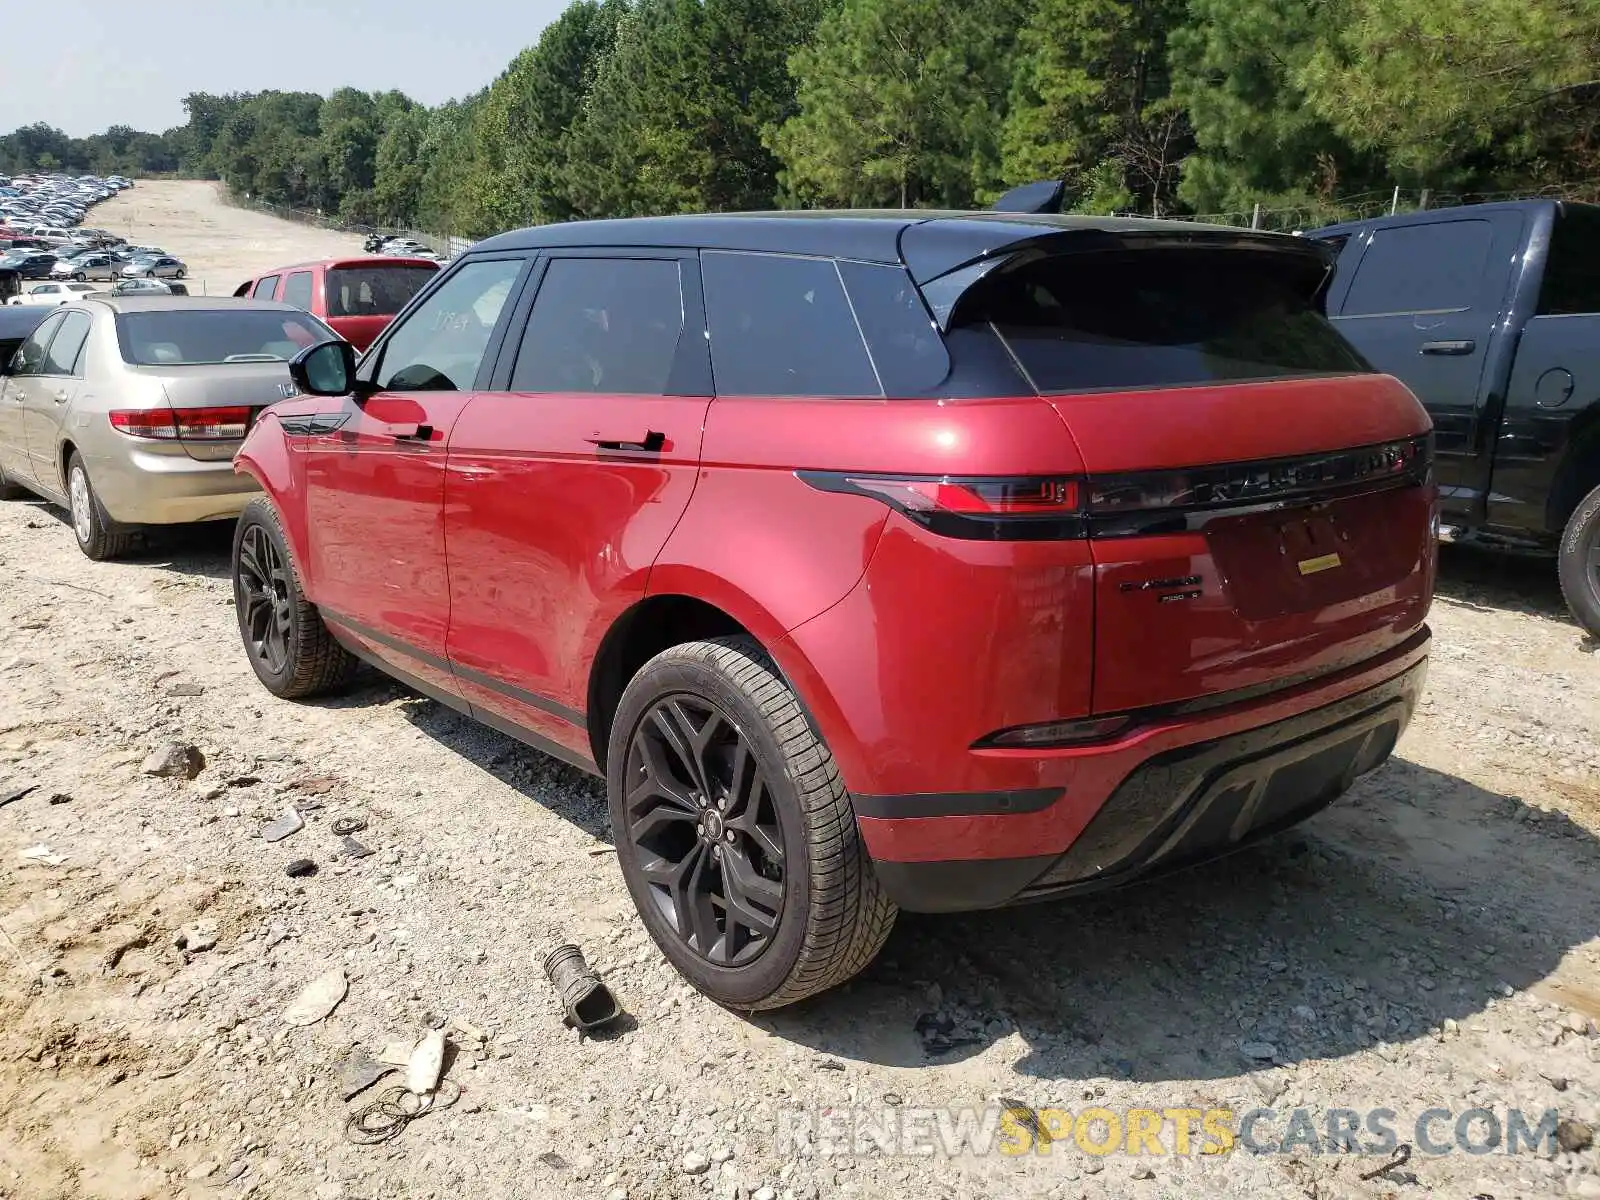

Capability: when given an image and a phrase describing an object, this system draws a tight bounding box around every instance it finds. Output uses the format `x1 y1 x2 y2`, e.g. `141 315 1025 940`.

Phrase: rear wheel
175 268 186 280
1558 481 1600 639
231 497 357 698
67 452 132 561
607 636 896 1010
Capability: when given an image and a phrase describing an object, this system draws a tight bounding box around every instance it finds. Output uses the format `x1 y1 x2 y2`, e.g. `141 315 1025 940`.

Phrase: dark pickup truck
1313 200 1600 636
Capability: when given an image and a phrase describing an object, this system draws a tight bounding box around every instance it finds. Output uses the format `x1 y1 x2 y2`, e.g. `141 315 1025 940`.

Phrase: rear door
1327 213 1523 514
443 251 711 756
0 310 63 485
301 255 529 699
21 307 91 486
954 242 1436 714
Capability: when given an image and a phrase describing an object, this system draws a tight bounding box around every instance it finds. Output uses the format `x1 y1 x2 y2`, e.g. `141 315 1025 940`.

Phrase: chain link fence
229 194 467 260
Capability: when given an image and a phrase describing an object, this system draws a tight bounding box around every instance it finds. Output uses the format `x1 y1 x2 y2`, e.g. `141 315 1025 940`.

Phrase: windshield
115 309 337 366
326 265 437 318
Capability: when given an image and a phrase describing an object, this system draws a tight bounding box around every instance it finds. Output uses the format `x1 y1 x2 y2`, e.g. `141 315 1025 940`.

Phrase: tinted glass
253 274 280 299
327 265 437 318
281 271 314 310
115 309 335 366
41 310 90 376
510 258 683 394
836 260 950 396
375 257 523 392
1340 220 1495 316
10 311 63 374
1538 205 1600 315
969 250 1370 394
701 251 879 398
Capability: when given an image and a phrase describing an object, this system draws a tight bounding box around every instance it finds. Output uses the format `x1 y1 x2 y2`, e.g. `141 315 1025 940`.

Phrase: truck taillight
110 406 252 441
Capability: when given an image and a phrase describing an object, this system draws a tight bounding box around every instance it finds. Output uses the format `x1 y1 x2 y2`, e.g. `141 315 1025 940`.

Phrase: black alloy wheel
236 521 292 676
1558 481 1600 638
624 694 786 967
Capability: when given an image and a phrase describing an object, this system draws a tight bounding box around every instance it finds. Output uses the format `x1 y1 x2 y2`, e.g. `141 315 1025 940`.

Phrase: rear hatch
930 229 1435 714
113 305 329 461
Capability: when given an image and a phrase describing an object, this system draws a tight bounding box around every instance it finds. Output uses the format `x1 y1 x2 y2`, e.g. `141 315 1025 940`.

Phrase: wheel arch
585 582 850 783
1548 402 1600 534
234 424 313 588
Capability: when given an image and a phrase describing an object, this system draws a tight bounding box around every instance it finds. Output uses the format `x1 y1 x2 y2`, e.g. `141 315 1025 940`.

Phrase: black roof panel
468 210 1274 278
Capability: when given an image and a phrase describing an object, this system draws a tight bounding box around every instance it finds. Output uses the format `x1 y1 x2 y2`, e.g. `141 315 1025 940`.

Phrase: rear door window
509 258 684 394
1538 205 1600 315
41 310 91 376
281 271 314 311
1339 220 1495 316
965 249 1370 395
9 311 64 375
702 250 880 398
253 275 280 300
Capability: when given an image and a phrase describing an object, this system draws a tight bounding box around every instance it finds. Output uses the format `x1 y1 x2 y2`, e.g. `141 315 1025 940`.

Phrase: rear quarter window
1538 205 1600 315
701 250 880 398
964 248 1370 395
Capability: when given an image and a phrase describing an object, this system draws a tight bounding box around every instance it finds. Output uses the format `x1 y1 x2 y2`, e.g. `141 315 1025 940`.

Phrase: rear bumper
864 632 1428 912
90 444 260 525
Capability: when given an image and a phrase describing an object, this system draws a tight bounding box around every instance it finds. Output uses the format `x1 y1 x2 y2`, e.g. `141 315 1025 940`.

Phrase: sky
0 0 569 136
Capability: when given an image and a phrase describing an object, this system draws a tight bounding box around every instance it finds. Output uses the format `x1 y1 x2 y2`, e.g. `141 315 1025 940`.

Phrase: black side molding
853 787 1064 819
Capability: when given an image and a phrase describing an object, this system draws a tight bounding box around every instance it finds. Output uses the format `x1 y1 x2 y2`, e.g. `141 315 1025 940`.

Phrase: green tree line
5 0 1599 236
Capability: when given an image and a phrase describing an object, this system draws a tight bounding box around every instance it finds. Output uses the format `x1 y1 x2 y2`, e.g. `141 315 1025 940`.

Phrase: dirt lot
88 180 364 298
3 184 1600 1200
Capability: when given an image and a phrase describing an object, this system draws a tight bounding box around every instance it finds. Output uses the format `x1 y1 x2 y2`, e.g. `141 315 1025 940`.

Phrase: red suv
230 212 1435 1009
232 257 439 351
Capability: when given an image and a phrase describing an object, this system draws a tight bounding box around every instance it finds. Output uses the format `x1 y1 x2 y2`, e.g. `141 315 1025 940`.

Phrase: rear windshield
116 309 336 366
961 249 1370 394
1538 205 1600 315
326 265 437 318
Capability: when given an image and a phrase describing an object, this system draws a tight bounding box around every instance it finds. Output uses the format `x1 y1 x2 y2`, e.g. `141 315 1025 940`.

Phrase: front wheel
231 497 357 698
1558 481 1600 639
72 272 85 282
607 636 897 1010
144 270 155 279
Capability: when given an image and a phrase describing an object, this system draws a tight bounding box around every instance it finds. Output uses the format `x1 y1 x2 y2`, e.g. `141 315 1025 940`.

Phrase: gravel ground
2 186 1600 1200
86 179 364 299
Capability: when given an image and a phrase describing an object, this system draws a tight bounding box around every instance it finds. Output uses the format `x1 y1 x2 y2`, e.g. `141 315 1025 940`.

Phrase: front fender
234 415 312 585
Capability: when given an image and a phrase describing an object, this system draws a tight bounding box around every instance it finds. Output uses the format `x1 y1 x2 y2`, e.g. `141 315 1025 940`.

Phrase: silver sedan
121 255 187 280
0 296 338 559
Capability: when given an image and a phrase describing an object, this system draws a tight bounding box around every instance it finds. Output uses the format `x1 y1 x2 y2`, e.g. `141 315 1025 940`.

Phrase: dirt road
89 180 363 298
2 186 1600 1200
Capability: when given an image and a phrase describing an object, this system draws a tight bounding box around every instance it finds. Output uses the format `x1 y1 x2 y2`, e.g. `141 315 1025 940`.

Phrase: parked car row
0 191 1588 1012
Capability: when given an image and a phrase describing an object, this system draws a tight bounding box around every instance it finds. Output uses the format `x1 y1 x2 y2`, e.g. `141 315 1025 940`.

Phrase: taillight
110 406 253 441
797 471 1085 540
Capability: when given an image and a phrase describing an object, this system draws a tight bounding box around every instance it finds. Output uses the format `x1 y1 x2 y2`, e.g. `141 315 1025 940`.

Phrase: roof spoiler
990 179 1066 215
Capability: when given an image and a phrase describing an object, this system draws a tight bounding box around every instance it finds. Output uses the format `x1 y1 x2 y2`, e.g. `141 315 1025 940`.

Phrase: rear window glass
1539 205 1600 315
965 250 1370 394
327 265 437 318
115 309 335 366
702 250 880 398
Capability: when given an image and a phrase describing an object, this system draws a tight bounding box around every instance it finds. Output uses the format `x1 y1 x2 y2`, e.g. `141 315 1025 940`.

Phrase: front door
21 308 92 489
0 310 65 488
444 253 712 760
1328 212 1525 517
301 255 529 698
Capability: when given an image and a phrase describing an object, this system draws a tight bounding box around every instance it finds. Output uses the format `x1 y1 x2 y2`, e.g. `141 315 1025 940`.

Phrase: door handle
585 430 665 453
378 422 433 441
1420 340 1476 356
53 389 69 404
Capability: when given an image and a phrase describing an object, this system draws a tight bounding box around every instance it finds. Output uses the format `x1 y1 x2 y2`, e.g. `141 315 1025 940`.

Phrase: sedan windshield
116 309 337 366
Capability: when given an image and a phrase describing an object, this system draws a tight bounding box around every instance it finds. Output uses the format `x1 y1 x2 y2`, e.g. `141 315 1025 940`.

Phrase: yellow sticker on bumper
1297 552 1343 576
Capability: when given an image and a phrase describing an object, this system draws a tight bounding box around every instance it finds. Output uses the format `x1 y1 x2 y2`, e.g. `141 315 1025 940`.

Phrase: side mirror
289 339 358 397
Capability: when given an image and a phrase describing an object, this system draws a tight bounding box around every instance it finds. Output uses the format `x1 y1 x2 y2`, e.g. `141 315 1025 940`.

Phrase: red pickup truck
233 256 439 351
